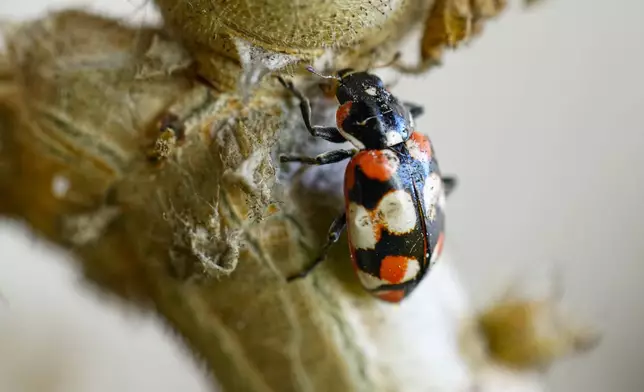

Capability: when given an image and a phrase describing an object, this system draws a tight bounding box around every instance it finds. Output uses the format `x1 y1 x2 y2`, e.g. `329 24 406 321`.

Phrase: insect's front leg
280 149 356 166
287 213 347 282
277 77 347 143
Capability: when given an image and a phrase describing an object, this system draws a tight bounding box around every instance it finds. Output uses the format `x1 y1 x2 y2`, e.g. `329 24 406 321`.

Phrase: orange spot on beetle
375 290 406 303
354 150 398 182
380 255 410 283
336 101 353 129
344 158 357 196
409 131 432 160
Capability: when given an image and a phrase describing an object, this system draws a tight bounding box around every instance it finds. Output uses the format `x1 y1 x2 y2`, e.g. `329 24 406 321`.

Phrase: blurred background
1 0 643 391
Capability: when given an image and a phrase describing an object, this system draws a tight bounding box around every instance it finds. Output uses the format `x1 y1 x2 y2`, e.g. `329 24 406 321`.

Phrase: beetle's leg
403 102 425 119
287 213 347 282
277 77 347 143
280 149 356 165
443 176 458 197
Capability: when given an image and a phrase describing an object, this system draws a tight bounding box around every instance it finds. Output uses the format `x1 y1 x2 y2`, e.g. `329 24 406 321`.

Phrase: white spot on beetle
379 149 401 173
357 270 388 289
402 258 421 282
437 189 446 210
423 173 442 220
385 131 403 146
428 205 437 221
406 138 429 162
365 86 377 96
348 202 377 249
406 138 421 161
377 190 416 234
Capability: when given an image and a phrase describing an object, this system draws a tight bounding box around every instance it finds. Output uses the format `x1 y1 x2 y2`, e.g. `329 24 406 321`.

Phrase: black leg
287 213 347 282
443 176 458 197
277 77 347 143
280 149 356 165
403 102 424 119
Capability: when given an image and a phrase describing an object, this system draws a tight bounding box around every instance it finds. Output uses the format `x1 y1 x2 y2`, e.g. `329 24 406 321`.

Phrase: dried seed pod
152 0 429 90
153 0 405 55
329 0 433 72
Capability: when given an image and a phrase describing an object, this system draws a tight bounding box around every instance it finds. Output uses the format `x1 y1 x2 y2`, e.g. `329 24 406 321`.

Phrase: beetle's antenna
305 66 339 80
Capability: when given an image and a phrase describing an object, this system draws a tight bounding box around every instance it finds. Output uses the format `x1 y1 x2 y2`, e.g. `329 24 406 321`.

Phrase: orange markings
354 150 398 182
336 101 353 128
344 158 357 195
375 290 406 303
344 149 399 195
380 255 411 283
409 131 432 160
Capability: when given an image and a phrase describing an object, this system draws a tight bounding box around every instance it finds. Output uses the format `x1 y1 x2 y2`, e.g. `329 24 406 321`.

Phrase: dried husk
152 0 439 90
153 0 408 54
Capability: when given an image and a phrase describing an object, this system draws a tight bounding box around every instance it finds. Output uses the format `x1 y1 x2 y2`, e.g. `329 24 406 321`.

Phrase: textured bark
0 2 595 392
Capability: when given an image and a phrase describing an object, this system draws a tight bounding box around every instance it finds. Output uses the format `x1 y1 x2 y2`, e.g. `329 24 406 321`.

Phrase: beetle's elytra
279 67 456 303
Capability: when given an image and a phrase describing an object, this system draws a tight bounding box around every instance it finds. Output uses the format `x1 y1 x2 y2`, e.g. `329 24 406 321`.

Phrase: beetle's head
308 66 388 105
306 66 411 149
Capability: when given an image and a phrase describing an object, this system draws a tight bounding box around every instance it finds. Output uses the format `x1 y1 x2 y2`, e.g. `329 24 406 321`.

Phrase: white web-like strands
233 37 301 96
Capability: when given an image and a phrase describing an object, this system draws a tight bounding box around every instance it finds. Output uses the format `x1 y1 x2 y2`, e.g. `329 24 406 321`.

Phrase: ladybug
278 67 456 303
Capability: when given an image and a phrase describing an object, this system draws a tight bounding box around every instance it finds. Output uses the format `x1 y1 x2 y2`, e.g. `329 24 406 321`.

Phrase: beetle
278 67 456 303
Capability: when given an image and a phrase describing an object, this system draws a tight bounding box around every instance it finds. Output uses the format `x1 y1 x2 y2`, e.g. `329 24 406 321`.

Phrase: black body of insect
279 67 457 302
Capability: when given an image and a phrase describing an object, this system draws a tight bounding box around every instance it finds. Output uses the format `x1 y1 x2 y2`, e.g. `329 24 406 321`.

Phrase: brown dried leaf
396 0 513 74
470 0 508 37
420 0 472 62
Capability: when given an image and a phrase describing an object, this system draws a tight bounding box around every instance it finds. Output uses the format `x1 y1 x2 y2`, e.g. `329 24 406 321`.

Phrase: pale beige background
395 2 644 391
1 0 643 391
